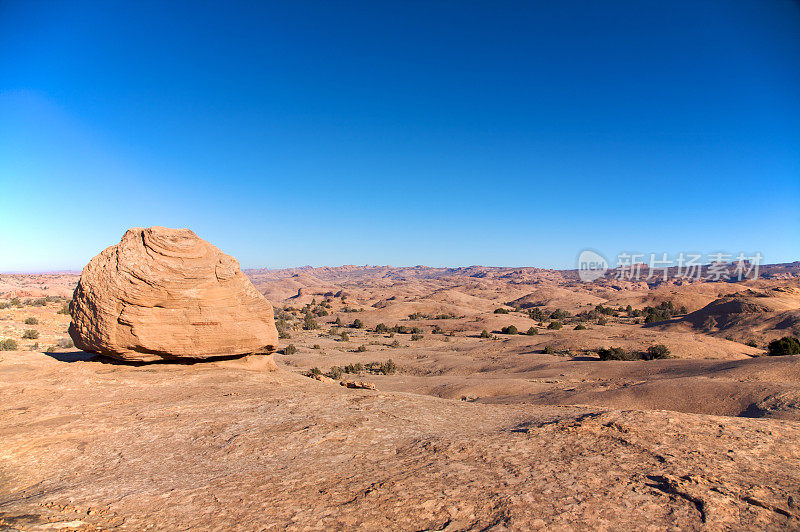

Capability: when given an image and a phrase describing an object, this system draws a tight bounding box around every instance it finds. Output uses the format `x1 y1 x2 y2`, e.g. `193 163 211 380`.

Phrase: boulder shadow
42 350 261 366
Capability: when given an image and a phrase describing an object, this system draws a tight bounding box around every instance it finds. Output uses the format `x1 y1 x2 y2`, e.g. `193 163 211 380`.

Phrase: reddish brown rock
68 227 278 362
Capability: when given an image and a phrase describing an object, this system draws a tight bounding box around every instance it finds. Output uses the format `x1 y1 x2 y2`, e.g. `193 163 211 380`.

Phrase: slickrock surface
68 227 278 362
1 351 799 530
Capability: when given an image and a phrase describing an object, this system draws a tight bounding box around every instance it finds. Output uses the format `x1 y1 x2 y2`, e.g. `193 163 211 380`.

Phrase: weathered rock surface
68 227 278 362
1 351 799 530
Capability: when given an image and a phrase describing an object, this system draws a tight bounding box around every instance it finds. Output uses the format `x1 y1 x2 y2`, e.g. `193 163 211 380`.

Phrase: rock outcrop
69 227 278 362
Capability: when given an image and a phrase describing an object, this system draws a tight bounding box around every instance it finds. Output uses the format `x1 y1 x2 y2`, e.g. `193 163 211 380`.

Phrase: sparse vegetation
547 321 562 330
22 330 39 339
501 325 518 335
375 323 388 333
283 344 297 355
767 336 800 357
351 319 364 329
543 345 555 354
480 329 491 338
645 344 671 360
494 308 509 314
0 339 19 350
57 303 70 314
526 327 538 335
574 324 586 330
25 317 39 325
356 345 367 352
410 333 424 341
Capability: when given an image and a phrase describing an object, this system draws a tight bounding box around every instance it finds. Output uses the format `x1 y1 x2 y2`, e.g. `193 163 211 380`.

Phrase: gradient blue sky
1 1 799 271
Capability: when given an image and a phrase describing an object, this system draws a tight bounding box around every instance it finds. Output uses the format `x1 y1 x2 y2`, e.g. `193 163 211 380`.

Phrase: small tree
548 321 562 330
768 336 800 356
480 329 491 338
375 323 388 333
351 319 364 329
501 325 518 335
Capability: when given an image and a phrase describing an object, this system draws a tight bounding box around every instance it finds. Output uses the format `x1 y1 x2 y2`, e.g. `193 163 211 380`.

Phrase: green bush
543 345 555 354
501 325 518 335
597 317 607 326
351 319 364 329
574 324 586 330
480 329 491 338
340 332 350 342
526 327 538 335
767 336 800 356
547 321 562 330
375 323 388 333
0 339 18 350
410 334 424 341
24 317 39 325
22 329 39 339
597 347 630 361
745 340 759 348
356 345 367 352
494 308 509 314
312 344 321 349
283 344 297 355
389 339 400 348
303 314 319 330
57 303 70 315
645 344 671 360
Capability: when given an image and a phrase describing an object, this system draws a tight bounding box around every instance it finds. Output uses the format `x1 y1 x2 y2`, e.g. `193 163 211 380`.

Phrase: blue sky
1 1 798 271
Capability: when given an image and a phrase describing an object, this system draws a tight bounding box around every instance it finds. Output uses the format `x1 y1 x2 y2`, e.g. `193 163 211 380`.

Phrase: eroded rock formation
69 227 278 361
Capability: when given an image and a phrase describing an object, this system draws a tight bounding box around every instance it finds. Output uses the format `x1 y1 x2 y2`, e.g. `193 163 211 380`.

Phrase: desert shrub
625 305 633 313
543 345 555 354
645 344 671 360
28 298 47 307
389 339 400 348
312 344 321 349
597 347 630 361
597 317 607 326
745 340 759 348
340 331 350 342
22 329 39 339
411 333 424 341
547 321 562 330
351 319 364 329
279 331 292 339
432 325 443 334
375 323 388 333
410 326 422 334
679 305 688 314
356 345 367 352
494 308 509 314
334 316 343 326
391 325 409 334
0 339 18 350
25 317 39 325
328 366 343 379
528 308 545 321
56 302 70 315
283 344 297 355
550 308 570 320
574 324 586 330
408 312 424 320
501 325 518 335
309 367 322 376
767 336 800 356
303 314 319 330
480 329 491 338
55 338 74 348
526 327 538 335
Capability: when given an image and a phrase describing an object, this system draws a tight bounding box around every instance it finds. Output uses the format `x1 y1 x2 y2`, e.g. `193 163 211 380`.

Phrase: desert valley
1 229 799 530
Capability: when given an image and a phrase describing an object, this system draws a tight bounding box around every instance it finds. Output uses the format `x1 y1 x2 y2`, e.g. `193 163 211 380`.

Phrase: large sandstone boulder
69 227 278 362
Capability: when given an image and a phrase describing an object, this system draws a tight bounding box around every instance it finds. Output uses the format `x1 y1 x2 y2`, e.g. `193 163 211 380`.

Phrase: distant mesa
68 227 278 362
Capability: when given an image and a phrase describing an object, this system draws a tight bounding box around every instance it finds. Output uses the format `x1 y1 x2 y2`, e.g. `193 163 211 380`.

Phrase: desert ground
2 263 800 529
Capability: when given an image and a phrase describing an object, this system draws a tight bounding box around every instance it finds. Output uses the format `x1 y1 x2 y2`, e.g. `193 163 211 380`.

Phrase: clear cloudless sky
1 0 799 271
